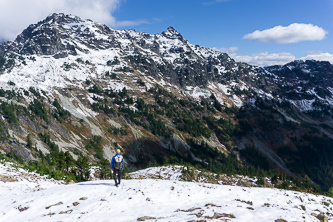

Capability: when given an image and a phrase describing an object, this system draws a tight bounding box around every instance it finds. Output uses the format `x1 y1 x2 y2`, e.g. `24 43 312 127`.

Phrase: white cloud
116 20 150 27
234 52 296 66
219 47 295 66
218 47 238 54
219 47 333 66
243 23 327 44
300 52 333 64
0 0 146 41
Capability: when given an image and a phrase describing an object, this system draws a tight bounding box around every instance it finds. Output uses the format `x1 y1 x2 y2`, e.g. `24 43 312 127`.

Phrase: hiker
111 149 124 187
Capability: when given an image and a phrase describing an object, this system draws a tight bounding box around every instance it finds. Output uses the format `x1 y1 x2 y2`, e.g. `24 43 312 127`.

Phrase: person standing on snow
111 149 124 187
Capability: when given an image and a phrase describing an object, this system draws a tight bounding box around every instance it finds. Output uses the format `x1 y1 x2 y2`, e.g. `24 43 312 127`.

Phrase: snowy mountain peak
166 26 178 33
0 13 238 89
0 13 115 58
0 13 333 195
44 13 86 25
161 26 183 40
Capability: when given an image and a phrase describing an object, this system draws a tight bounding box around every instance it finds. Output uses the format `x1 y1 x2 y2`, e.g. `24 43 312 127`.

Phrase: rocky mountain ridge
0 13 333 191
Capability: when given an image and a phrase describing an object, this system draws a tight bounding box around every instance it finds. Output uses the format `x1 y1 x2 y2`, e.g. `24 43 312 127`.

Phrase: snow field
1 162 333 221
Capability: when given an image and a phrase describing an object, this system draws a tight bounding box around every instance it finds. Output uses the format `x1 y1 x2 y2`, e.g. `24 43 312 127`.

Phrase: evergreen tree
99 158 110 179
29 99 48 122
64 151 75 172
77 156 90 181
26 134 33 149
57 151 66 171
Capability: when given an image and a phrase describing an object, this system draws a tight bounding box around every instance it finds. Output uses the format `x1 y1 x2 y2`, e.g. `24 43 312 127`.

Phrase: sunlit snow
1 162 332 222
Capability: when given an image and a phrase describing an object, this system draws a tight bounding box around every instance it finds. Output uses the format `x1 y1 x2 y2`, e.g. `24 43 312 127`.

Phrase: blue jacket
111 154 124 169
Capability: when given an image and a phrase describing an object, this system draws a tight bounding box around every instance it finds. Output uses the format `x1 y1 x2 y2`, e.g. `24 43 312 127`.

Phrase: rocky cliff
0 13 333 190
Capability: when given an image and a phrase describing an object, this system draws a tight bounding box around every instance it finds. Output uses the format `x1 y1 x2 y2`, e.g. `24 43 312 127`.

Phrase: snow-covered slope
1 13 332 111
0 13 245 106
1 12 333 198
0 162 332 222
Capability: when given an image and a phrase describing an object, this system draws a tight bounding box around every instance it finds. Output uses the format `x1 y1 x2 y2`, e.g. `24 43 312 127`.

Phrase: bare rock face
0 13 115 58
0 14 76 57
317 214 328 222
0 13 237 88
0 13 333 191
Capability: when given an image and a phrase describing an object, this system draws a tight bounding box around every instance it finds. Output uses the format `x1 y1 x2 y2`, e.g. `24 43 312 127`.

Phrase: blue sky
1 0 332 66
112 0 333 66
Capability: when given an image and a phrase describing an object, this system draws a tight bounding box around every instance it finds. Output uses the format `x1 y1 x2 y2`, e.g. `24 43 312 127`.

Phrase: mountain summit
1 13 238 87
0 13 333 192
161 26 184 39
0 13 116 58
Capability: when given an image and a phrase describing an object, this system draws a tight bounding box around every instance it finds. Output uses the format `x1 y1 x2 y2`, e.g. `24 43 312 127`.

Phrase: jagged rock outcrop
0 13 333 191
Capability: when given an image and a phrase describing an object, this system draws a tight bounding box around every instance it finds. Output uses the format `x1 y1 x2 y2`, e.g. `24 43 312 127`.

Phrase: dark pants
113 168 122 185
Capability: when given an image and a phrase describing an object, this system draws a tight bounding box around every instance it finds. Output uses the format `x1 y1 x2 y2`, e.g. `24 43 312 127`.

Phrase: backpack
114 155 123 169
